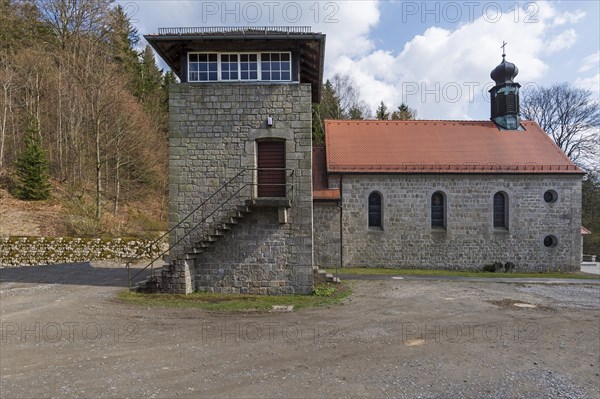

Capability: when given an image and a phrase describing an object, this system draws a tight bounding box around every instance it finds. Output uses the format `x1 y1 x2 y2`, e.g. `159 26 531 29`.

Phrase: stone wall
168 83 313 294
313 202 341 268
0 237 162 267
315 174 581 272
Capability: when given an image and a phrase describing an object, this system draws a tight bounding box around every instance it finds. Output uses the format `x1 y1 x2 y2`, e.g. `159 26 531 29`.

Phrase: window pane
208 72 217 80
281 53 290 61
241 71 248 79
189 54 198 62
272 72 280 80
431 192 444 228
493 193 506 228
250 71 258 79
261 62 271 71
208 54 217 62
198 72 207 81
231 71 238 79
262 53 271 61
272 53 280 61
189 63 199 72
198 63 206 72
368 193 382 228
209 63 218 72
281 71 290 80
190 72 199 81
199 54 207 62
262 71 270 80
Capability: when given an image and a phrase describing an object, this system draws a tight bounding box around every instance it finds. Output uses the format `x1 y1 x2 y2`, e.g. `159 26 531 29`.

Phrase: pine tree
375 101 390 120
391 103 417 120
348 106 364 120
107 5 141 95
312 80 342 143
14 116 51 200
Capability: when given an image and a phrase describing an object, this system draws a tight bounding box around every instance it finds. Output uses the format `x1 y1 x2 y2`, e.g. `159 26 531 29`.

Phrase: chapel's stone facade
313 174 582 271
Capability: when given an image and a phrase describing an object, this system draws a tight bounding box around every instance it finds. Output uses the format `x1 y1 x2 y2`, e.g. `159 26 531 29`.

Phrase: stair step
186 247 205 255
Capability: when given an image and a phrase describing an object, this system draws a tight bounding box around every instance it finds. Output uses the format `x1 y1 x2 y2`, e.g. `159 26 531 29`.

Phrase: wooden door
257 141 286 197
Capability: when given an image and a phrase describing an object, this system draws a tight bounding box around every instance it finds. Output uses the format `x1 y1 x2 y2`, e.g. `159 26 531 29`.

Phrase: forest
1 0 173 235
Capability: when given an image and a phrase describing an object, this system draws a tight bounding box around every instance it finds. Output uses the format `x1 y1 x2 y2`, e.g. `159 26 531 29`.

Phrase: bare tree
0 51 17 174
521 83 600 168
36 0 113 49
330 73 372 119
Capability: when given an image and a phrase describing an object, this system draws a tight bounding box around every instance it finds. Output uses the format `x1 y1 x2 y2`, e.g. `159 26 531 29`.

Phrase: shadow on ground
0 261 153 287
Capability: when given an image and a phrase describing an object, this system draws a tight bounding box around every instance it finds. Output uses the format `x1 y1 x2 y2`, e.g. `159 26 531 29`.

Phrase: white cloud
553 10 586 25
327 1 589 119
578 52 600 73
575 73 600 97
546 29 578 53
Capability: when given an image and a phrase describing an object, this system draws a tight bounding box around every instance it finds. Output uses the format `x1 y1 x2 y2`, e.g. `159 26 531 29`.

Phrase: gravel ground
1 262 599 398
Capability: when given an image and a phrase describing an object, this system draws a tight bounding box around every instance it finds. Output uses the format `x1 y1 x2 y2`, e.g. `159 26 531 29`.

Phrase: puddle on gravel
404 339 426 347
513 303 537 308
487 299 550 310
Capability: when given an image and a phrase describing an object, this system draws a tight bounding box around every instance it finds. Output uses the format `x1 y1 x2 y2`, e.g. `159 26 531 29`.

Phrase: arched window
368 192 382 228
431 191 445 228
493 192 508 228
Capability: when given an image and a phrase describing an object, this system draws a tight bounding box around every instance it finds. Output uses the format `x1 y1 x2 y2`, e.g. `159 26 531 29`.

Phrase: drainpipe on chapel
337 174 344 280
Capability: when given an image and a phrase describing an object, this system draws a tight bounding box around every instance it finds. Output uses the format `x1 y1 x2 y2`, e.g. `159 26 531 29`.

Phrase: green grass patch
117 283 351 312
325 267 598 279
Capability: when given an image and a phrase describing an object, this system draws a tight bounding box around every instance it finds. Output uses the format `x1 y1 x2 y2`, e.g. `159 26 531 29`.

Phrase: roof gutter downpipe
337 174 344 280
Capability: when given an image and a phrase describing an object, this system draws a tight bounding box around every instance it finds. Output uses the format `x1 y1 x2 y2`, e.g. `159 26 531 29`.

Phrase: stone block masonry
0 237 162 267
313 174 582 272
313 202 341 268
166 83 314 294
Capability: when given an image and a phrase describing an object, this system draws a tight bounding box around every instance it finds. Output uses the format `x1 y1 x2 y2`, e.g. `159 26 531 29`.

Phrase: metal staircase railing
126 168 295 291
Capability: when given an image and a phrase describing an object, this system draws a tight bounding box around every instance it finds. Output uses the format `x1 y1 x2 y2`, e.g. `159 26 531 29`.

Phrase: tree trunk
114 155 120 216
0 83 9 174
95 118 102 221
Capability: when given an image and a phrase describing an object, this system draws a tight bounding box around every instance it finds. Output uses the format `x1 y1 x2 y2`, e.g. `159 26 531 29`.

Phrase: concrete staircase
313 266 341 284
134 201 253 292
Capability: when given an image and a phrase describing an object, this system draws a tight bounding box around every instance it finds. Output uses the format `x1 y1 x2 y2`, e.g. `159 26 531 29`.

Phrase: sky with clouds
124 0 599 120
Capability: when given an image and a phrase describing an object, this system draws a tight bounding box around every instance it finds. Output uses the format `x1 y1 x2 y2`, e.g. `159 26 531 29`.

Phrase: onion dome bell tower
489 43 523 130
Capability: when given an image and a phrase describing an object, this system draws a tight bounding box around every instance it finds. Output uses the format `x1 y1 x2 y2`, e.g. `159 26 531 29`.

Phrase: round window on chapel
543 190 558 203
543 235 558 248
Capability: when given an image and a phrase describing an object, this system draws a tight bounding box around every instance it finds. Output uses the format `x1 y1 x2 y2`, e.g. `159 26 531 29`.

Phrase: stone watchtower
145 27 325 294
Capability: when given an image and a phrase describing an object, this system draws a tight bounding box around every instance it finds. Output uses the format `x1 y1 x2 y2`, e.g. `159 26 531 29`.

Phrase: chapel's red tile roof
312 146 340 200
325 120 583 174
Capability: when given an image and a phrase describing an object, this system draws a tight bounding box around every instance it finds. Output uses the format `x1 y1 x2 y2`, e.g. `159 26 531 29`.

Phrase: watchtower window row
188 52 291 82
